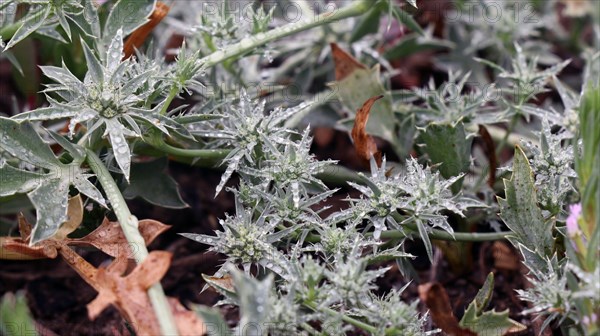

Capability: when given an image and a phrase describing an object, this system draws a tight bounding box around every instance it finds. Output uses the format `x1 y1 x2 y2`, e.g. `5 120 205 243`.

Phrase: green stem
198 0 371 68
160 86 180 116
379 224 510 242
303 301 377 334
86 149 179 336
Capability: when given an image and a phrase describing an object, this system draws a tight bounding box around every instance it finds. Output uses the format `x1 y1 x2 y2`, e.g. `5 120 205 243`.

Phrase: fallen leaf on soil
1 198 82 259
492 241 520 271
87 251 171 327
351 95 384 166
169 298 208 336
66 217 170 260
331 42 367 80
88 251 206 335
418 282 477 336
123 2 170 59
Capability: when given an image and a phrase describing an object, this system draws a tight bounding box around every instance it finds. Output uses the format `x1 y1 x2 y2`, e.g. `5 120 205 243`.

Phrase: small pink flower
566 203 582 236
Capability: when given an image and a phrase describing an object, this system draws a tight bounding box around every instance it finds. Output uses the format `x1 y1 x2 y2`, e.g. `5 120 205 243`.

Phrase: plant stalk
86 149 179 336
160 86 180 116
198 0 371 68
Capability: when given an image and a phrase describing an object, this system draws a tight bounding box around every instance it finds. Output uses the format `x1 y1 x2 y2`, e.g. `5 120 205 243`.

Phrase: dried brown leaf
418 282 477 336
351 95 384 166
18 213 32 240
492 241 520 271
1 237 58 259
202 274 236 294
66 218 170 259
331 42 366 81
169 298 207 336
2 214 60 259
58 244 100 288
54 195 84 241
87 251 173 334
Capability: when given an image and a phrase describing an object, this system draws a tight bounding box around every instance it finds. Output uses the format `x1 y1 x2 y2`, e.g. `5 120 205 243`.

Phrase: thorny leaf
459 273 527 335
418 282 476 336
351 95 384 167
498 146 555 272
104 0 156 44
418 122 472 187
0 118 106 244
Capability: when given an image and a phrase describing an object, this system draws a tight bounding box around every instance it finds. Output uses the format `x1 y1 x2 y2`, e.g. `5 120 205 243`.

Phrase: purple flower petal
566 203 582 236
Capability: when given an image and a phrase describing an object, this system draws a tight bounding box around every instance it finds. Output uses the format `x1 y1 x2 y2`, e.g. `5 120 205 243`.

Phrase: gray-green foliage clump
1 0 598 334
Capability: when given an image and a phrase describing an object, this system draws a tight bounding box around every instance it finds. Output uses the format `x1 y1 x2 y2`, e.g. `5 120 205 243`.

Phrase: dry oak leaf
351 95 384 166
88 251 206 336
66 217 170 260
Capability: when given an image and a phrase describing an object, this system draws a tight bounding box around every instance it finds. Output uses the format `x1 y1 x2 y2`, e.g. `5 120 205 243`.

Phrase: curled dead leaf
351 95 384 166
1 237 58 259
2 215 61 259
418 282 477 336
18 213 32 240
54 195 84 241
202 274 236 294
331 42 367 81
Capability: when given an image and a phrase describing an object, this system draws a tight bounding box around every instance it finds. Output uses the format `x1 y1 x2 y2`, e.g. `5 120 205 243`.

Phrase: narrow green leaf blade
392 6 423 35
472 273 494 313
3 5 51 50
